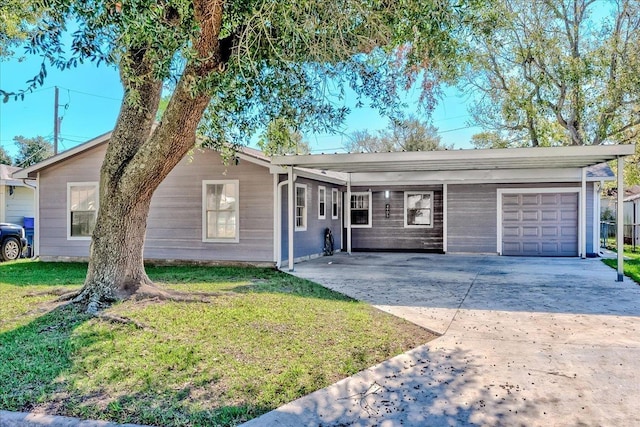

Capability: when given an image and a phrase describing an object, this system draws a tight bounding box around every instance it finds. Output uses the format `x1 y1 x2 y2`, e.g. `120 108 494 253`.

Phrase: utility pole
53 86 59 155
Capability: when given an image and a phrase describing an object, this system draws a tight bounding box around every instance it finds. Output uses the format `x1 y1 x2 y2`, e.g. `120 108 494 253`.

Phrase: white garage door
501 192 578 256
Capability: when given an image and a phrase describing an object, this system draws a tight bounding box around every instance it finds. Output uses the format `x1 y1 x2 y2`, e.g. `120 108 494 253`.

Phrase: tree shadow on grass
0 304 281 427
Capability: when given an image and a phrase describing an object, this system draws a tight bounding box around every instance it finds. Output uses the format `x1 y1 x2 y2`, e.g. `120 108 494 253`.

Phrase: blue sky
0 53 479 159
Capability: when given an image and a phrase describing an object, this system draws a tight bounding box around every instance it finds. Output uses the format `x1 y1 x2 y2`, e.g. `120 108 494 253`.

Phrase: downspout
275 172 296 269
617 156 624 281
22 178 38 259
288 167 295 271
580 167 587 258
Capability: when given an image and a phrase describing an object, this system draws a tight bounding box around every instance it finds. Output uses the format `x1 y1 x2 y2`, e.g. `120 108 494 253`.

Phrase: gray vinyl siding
447 184 497 253
447 183 581 254
38 144 276 262
349 186 443 251
280 176 342 261
4 186 35 225
39 145 105 258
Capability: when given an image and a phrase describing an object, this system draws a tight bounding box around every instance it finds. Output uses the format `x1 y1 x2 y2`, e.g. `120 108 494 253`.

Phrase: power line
58 87 122 102
438 125 475 134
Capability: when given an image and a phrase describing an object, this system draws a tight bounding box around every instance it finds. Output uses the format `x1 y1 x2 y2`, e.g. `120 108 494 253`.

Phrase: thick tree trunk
74 0 225 311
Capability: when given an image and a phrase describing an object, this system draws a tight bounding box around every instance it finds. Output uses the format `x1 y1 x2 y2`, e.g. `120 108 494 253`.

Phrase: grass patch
0 260 436 426
603 251 640 284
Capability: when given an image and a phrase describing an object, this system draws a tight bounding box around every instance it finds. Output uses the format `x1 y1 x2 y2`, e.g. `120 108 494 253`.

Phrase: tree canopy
257 118 310 156
0 146 12 165
465 0 640 147
0 0 483 308
13 135 53 167
345 115 450 153
0 0 42 57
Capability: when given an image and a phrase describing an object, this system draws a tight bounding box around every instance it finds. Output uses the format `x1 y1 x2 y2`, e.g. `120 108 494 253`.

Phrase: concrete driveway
243 253 640 426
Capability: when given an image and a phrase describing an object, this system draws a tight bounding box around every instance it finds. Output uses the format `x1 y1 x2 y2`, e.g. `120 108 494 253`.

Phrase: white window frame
331 188 339 219
295 183 307 231
67 182 99 240
349 191 372 228
202 180 240 243
404 191 434 228
318 186 326 219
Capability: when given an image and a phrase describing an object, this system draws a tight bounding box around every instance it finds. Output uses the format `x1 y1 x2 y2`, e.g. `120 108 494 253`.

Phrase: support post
443 183 448 253
288 167 295 272
346 173 352 254
272 173 278 264
580 167 587 258
617 156 624 281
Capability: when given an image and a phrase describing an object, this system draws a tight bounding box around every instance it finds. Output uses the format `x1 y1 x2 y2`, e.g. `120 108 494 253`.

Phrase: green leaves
466 0 640 147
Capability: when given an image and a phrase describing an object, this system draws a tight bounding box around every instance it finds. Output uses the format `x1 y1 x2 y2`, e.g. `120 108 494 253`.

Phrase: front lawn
602 251 640 284
0 260 436 426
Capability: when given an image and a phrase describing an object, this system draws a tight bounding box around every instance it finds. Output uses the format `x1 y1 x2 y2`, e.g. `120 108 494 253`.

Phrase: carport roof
272 144 635 173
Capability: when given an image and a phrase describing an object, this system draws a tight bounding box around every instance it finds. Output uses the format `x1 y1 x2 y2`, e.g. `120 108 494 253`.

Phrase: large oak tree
465 0 640 147
5 0 478 310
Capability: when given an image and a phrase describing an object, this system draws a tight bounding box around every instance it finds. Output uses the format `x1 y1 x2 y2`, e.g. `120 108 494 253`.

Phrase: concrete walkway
243 253 640 426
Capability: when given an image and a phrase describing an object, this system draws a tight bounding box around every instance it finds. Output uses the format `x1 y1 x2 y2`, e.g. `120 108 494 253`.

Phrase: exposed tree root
131 283 220 303
24 288 75 298
96 313 148 330
49 281 236 316
55 290 82 302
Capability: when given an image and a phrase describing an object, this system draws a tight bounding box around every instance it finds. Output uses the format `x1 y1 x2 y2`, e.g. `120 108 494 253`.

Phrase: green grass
0 261 436 426
603 251 640 284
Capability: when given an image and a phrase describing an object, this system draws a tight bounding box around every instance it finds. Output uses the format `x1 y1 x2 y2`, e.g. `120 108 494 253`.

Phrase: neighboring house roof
623 186 640 202
0 164 20 180
585 162 615 181
0 164 35 186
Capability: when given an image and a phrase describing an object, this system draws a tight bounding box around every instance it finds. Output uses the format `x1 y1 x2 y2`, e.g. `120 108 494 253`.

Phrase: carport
273 144 635 280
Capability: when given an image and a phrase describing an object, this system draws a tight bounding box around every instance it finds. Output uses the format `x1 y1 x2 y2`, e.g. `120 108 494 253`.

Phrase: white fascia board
269 165 347 185
349 168 584 185
13 131 112 179
272 144 636 169
234 152 271 169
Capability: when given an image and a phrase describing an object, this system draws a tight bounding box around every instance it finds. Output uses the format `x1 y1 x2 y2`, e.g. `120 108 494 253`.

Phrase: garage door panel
503 226 520 237
561 194 578 204
522 242 540 253
503 195 520 206
561 210 578 221
503 210 520 221
541 194 559 204
502 191 578 257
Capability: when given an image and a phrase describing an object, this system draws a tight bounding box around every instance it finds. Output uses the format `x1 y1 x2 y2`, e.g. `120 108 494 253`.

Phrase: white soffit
272 144 636 173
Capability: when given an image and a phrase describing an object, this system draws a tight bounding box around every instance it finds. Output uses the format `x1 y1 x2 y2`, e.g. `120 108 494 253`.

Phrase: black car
0 223 28 261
